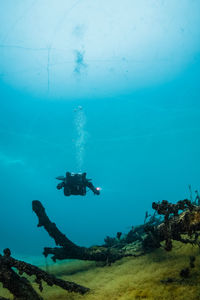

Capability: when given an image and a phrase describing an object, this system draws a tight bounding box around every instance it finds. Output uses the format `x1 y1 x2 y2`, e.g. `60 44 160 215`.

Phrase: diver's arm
86 181 100 195
56 181 65 190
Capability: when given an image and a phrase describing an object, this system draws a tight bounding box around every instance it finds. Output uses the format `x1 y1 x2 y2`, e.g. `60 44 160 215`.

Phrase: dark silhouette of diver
56 172 100 196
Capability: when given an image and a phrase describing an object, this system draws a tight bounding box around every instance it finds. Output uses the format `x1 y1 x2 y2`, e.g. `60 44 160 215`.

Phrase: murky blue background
0 0 200 259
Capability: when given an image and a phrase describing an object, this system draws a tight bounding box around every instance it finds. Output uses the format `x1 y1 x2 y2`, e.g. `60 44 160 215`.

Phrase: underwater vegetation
1 242 200 300
1 197 200 299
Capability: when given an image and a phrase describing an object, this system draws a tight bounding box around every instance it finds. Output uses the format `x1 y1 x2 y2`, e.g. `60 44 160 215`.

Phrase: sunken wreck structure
1 198 200 299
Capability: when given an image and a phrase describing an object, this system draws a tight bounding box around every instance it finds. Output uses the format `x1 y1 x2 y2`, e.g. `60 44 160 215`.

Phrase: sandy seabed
1 242 200 300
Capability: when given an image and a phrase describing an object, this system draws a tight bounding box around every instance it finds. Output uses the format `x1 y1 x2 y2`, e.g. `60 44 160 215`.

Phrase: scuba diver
56 172 100 196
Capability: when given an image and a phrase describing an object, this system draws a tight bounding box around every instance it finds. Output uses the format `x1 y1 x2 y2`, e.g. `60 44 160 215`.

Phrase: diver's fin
56 176 65 180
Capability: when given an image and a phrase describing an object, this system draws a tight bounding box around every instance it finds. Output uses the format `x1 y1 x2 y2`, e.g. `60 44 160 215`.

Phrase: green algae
1 242 200 300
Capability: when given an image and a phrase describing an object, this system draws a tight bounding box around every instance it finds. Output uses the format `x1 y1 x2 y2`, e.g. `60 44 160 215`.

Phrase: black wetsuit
56 172 100 196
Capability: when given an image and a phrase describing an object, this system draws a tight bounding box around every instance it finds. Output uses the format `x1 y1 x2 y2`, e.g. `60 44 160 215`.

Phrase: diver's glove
94 187 100 195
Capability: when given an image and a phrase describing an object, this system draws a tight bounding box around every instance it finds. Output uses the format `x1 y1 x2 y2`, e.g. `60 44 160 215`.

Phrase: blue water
0 0 200 261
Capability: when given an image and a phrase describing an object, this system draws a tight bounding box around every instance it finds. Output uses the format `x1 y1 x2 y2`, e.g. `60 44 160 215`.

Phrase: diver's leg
64 185 71 196
66 172 71 179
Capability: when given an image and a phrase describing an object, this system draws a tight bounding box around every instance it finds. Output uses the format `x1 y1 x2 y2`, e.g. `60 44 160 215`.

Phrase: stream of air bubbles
74 106 87 172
